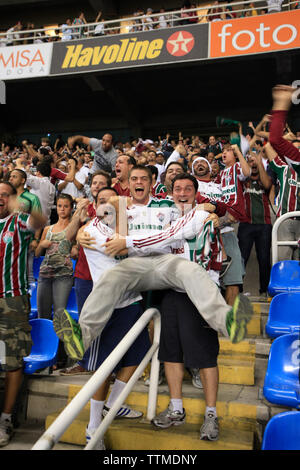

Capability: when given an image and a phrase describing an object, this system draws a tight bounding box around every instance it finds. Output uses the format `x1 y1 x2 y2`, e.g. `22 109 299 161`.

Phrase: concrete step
4 300 276 451
23 333 272 425
1 419 83 450
64 382 260 431
46 408 254 450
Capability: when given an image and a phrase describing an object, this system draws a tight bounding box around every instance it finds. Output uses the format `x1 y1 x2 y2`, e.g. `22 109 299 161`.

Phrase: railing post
32 308 160 450
147 311 161 421
272 211 300 265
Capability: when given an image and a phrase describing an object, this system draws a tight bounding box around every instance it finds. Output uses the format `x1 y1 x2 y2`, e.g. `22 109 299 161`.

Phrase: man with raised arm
0 182 46 447
264 142 300 260
269 84 300 166
67 133 117 175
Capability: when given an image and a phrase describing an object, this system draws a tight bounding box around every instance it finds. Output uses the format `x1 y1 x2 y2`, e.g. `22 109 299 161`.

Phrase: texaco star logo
166 31 195 57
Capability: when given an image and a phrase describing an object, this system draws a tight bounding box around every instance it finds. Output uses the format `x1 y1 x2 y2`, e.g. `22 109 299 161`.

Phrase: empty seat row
268 260 300 297
263 260 300 450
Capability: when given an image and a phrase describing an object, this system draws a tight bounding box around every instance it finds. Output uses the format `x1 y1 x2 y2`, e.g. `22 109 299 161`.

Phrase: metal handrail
272 211 300 265
31 307 161 450
0 0 295 45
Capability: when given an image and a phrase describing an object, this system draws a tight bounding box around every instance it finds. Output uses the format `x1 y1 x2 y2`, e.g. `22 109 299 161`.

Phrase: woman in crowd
35 193 82 367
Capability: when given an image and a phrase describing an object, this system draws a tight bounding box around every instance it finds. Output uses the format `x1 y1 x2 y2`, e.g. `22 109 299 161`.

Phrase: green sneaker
226 294 254 344
53 309 85 361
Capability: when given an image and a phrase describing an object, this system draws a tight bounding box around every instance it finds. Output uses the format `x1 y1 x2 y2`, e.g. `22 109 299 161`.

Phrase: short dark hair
43 155 54 164
127 155 137 166
91 170 112 187
147 165 158 178
171 173 198 194
39 147 49 157
36 162 51 177
57 193 74 208
129 165 152 182
166 161 185 171
97 186 118 196
0 181 17 195
10 168 27 182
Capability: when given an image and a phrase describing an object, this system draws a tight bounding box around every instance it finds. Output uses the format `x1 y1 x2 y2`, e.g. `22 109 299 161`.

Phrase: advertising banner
50 23 209 76
1 10 299 82
210 9 300 59
0 43 53 80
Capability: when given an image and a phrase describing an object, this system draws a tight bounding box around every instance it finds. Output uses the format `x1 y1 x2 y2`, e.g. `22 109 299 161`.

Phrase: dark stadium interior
1 49 300 145
0 0 299 144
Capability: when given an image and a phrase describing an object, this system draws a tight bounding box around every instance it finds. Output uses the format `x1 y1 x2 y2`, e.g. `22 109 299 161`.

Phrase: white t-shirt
94 23 105 35
158 14 168 28
83 217 142 308
155 163 165 183
267 0 283 11
197 178 234 234
58 169 86 199
61 25 73 41
127 198 178 247
25 173 55 224
79 165 90 181
197 179 222 202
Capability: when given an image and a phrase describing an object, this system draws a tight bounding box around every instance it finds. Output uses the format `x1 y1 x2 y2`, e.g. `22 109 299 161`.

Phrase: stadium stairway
2 296 291 451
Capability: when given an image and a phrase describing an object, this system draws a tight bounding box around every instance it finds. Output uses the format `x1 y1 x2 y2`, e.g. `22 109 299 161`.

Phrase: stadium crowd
0 84 299 449
2 0 292 46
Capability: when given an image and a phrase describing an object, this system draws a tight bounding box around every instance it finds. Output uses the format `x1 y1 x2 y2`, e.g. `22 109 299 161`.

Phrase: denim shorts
221 231 245 286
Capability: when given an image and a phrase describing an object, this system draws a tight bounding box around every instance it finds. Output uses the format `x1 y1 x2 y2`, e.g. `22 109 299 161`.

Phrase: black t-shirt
208 142 222 156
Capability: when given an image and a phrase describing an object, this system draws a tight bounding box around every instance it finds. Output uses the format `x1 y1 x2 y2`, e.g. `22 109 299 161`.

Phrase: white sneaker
190 369 203 389
144 375 163 386
85 427 106 450
200 413 219 441
103 404 143 419
0 419 14 447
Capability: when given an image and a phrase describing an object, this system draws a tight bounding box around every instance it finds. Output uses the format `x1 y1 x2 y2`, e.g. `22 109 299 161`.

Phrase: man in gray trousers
53 166 254 361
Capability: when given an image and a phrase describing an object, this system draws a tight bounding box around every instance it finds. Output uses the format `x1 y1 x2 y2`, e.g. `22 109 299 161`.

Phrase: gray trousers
79 254 230 351
37 276 74 320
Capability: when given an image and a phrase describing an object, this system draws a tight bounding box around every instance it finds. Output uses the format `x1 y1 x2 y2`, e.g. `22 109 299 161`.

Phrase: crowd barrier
31 308 161 450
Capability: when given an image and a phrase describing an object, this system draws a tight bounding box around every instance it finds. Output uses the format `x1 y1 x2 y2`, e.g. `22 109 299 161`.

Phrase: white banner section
0 43 53 80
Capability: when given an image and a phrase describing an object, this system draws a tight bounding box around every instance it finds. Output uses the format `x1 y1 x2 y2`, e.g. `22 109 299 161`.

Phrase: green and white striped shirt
0 212 34 298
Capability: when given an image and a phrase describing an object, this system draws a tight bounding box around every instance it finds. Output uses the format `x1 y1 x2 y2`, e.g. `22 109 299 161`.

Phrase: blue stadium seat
28 282 38 319
33 256 44 280
24 319 59 374
265 293 300 338
268 260 300 297
262 411 300 450
263 333 300 409
66 286 79 322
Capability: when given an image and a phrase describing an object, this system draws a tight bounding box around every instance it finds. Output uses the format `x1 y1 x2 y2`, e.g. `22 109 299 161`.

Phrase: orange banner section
210 10 300 58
